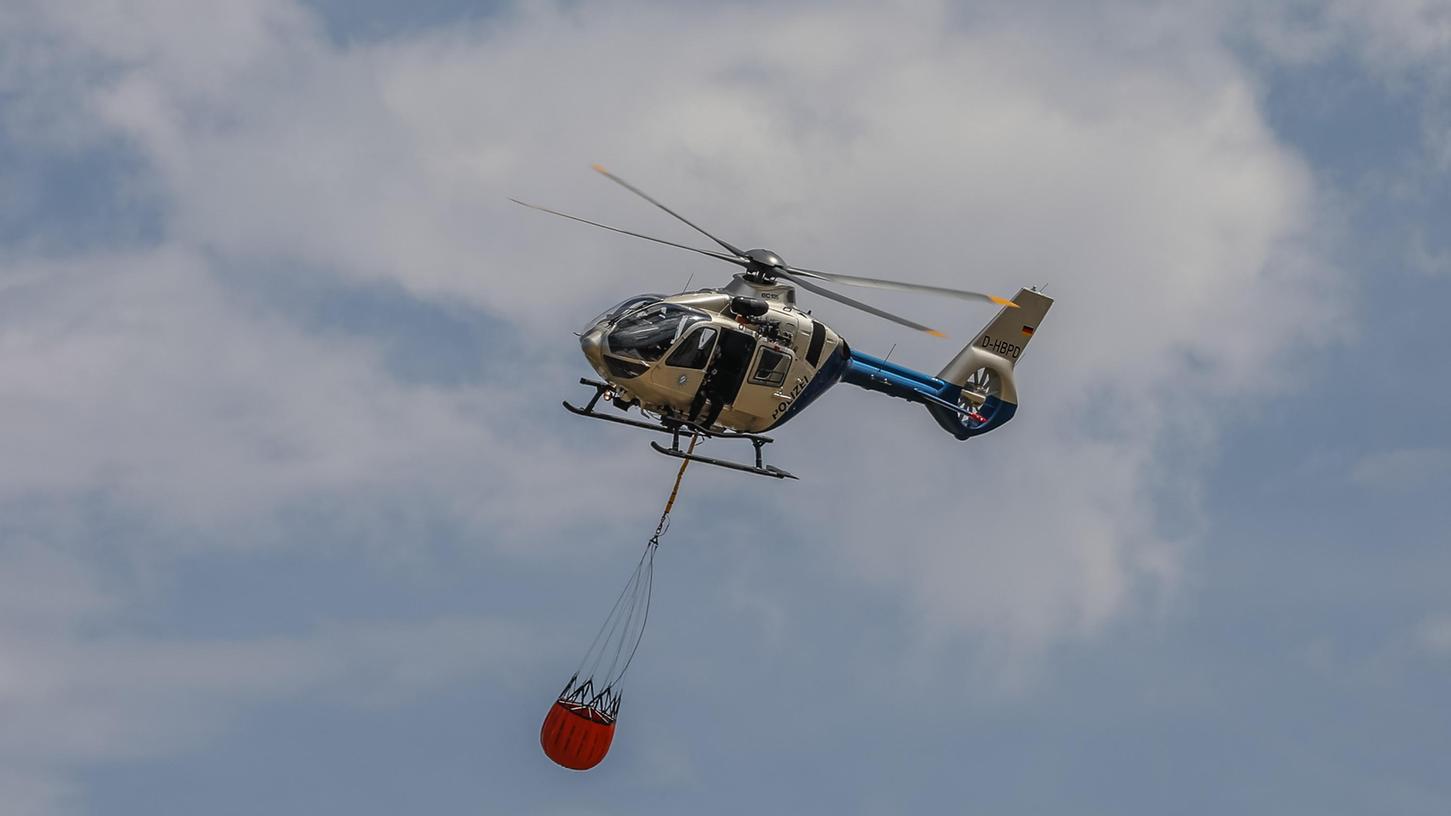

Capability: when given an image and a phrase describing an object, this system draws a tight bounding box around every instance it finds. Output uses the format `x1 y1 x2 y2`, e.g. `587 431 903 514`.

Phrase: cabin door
691 329 754 423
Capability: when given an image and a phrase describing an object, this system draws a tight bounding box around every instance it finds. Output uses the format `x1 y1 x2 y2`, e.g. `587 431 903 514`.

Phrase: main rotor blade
778 269 946 337
787 266 1019 308
510 198 748 267
592 165 747 259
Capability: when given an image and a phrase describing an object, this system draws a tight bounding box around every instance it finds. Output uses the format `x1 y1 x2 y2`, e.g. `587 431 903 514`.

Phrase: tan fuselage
580 289 844 434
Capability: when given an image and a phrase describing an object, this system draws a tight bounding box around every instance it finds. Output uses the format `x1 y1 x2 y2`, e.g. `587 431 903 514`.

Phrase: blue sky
1 1 1449 814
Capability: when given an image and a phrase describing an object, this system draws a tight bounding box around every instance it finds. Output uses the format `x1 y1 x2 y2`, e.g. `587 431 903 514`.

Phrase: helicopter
512 166 1054 479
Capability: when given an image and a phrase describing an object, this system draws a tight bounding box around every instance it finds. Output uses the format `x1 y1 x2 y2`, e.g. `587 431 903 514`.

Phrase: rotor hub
744 248 785 277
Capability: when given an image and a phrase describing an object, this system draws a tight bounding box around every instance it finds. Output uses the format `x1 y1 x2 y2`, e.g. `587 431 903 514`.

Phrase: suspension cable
569 431 701 694
611 431 698 684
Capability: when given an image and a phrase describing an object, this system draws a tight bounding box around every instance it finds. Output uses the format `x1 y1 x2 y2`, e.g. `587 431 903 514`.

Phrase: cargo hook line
572 431 700 692
612 431 698 684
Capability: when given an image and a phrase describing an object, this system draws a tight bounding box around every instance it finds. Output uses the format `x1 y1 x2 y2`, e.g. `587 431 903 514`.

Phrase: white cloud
2 0 1345 654
0 601 538 764
0 242 665 550
1242 0 1451 72
0 0 1356 804
1328 0 1451 72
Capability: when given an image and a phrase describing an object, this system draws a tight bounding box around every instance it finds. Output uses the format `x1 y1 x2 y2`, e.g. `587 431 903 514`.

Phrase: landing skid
563 379 798 480
651 430 797 480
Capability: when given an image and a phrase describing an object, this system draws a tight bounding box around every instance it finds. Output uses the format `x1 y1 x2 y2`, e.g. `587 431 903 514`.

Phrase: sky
1 0 1449 813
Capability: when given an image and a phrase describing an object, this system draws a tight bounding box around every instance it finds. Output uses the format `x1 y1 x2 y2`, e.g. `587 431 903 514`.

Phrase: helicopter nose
580 327 606 369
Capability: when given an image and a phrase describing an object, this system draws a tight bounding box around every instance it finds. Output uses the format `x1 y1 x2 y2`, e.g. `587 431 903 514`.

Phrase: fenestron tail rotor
511 166 1020 336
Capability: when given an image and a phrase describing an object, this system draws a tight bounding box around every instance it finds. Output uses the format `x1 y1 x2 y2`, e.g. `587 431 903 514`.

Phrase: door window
664 327 718 369
750 347 792 387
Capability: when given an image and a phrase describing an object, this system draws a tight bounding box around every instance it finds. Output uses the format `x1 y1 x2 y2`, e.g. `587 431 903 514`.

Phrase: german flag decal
1021 325 1036 337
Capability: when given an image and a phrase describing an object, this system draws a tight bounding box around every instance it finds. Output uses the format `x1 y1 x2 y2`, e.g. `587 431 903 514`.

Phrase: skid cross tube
564 379 798 479
652 425 795 479
649 439 796 480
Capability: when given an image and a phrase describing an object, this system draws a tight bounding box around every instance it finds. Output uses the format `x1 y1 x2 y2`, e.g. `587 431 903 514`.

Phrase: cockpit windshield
582 294 663 335
606 303 710 362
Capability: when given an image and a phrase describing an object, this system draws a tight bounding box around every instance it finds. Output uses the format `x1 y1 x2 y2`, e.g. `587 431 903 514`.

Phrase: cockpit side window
606 304 709 362
665 327 718 369
750 347 792 387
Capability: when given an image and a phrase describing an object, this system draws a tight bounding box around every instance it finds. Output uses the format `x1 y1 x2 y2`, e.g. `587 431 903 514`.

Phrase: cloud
0 770 76 816
0 241 666 553
1351 447 1451 489
2 0 1345 653
1 595 538 765
1418 613 1451 655
0 0 1362 806
1242 0 1451 72
1409 227 1451 276
0 511 543 805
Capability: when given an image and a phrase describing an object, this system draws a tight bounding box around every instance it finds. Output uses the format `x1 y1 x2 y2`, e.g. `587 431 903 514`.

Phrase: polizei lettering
771 375 811 418
978 334 1021 360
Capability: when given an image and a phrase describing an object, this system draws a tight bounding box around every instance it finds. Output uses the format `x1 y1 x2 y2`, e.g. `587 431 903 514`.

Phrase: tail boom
841 286 1051 440
841 350 1015 439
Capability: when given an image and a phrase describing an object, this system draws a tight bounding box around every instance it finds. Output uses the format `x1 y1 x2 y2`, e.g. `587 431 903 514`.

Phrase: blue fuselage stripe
845 352 948 388
764 345 850 431
765 348 1018 439
842 352 957 403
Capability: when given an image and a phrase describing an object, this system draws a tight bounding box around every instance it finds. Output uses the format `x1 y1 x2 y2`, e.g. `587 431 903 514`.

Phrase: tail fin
970 287 1053 368
929 287 1053 439
939 287 1053 384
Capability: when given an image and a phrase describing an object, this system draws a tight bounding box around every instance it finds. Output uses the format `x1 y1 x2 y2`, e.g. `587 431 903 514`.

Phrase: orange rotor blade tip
990 296 1020 308
592 163 608 174
928 329 948 338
